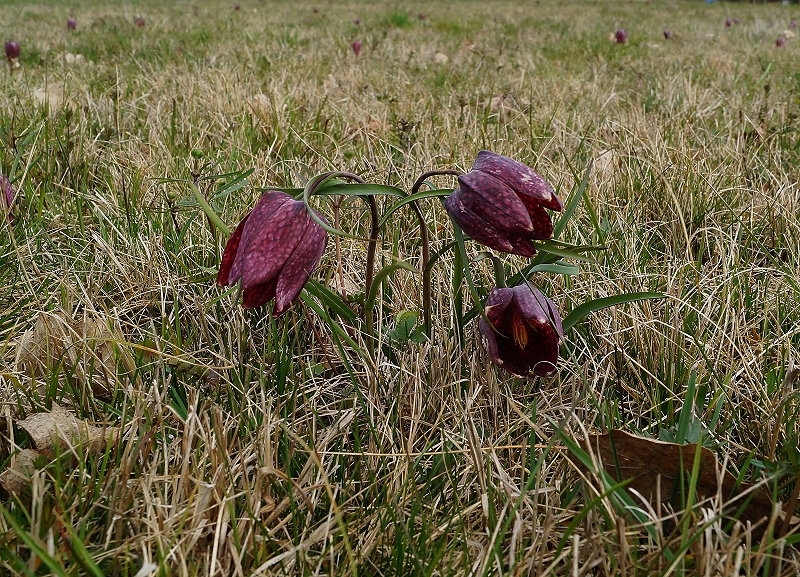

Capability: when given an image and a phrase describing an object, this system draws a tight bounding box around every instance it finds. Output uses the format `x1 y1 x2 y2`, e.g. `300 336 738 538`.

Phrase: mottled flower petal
243 277 278 309
229 192 300 287
472 150 563 211
479 284 562 377
274 210 328 315
457 171 534 234
217 189 328 315
217 214 249 286
445 193 519 254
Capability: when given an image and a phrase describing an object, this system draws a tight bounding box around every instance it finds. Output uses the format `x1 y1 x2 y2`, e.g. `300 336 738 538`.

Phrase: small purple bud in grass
354 18 361 25
478 283 563 377
217 190 328 315
134 16 145 27
725 18 732 27
615 28 627 44
734 18 740 25
791 19 798 30
443 151 563 257
663 29 673 40
5 41 20 60
1 175 15 223
312 7 319 14
234 5 240 11
351 40 362 56
776 36 786 47
67 18 77 30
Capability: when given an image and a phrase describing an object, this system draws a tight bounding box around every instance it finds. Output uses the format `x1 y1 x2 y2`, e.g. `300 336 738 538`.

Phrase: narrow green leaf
364 261 417 321
553 160 591 239
378 189 453 228
562 292 663 333
0 503 69 577
312 183 405 198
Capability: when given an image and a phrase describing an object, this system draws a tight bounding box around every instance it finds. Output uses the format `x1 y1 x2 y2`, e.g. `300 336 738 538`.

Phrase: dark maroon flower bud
354 18 361 25
351 40 362 56
67 18 77 30
663 29 673 40
615 28 627 44
217 190 328 315
776 36 786 47
478 283 563 377
134 16 145 27
444 151 563 257
5 41 20 61
1 174 15 223
234 5 240 11
725 18 732 27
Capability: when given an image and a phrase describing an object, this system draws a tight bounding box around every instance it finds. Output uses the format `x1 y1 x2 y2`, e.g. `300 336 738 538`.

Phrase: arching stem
410 170 461 337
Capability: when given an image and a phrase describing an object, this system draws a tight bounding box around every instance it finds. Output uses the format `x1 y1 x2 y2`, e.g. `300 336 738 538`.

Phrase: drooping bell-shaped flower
67 18 77 30
1 175 15 223
134 16 146 27
478 283 563 377
444 151 563 257
663 29 673 40
217 190 328 315
351 40 362 56
776 36 786 47
5 41 20 61
615 29 628 43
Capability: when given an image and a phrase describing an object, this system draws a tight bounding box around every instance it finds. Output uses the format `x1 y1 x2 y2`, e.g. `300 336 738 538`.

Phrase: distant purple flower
725 18 732 27
217 191 328 314
5 41 20 61
1 175 15 222
615 28 628 44
776 36 786 47
479 283 563 377
351 40 362 56
791 19 798 30
67 18 77 30
663 29 673 40
734 18 740 25
234 5 240 11
354 18 361 25
134 16 145 27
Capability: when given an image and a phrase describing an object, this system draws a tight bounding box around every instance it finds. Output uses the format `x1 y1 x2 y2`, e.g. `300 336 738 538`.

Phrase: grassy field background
2 0 800 575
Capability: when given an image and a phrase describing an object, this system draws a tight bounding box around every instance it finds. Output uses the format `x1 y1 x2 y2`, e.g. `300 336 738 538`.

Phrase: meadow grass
1 0 800 575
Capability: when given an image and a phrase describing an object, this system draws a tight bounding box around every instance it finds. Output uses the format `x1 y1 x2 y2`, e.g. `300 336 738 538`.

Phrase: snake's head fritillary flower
67 18 77 30
5 41 20 61
615 29 628 43
351 40 362 56
479 283 563 377
217 191 328 315
1 175 15 223
134 17 145 27
663 29 673 40
444 151 563 257
725 18 733 27
776 36 786 47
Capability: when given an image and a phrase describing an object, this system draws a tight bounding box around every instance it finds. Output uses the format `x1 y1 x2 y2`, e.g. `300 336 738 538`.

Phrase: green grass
2 0 800 575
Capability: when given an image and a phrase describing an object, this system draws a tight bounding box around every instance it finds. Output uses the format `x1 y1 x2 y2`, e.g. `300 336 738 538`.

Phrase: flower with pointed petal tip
351 40 362 56
67 18 77 30
478 283 563 377
1 175 15 223
615 28 627 44
217 190 328 315
444 151 563 257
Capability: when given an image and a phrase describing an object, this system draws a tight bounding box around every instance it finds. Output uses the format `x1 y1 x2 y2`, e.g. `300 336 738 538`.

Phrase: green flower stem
189 181 231 236
304 172 379 348
410 170 461 337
